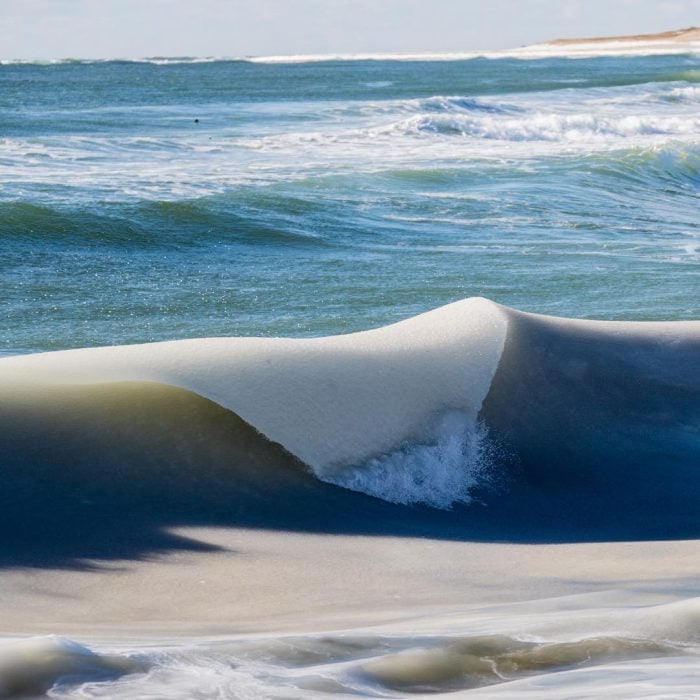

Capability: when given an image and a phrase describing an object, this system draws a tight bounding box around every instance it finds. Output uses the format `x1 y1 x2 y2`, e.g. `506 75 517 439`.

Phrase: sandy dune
543 26 700 46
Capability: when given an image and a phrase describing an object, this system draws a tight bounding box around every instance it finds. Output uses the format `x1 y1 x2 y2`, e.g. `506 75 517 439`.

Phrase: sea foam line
3 38 700 67
249 41 700 64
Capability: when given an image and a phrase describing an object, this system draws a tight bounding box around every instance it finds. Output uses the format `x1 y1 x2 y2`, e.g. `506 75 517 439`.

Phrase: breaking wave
0 298 697 543
323 413 493 508
398 112 700 141
418 96 521 114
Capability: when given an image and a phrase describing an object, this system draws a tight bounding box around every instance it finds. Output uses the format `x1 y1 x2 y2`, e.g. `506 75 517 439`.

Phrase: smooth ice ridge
0 297 508 474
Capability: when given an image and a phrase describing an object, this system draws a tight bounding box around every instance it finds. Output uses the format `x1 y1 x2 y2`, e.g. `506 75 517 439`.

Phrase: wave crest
419 96 520 115
399 112 700 141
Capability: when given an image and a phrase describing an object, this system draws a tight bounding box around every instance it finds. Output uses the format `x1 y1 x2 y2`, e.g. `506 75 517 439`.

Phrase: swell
0 200 329 248
583 143 700 192
3 144 700 247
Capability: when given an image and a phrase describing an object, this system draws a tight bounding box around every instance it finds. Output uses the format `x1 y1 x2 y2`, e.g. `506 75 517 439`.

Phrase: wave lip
0 297 508 477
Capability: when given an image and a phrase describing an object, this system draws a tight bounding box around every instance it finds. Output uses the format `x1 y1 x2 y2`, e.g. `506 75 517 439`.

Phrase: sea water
1 53 700 353
0 50 699 698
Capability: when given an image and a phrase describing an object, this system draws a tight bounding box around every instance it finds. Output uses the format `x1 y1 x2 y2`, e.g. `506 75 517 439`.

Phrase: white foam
0 298 508 474
666 85 700 101
459 657 700 699
397 112 700 142
0 57 225 66
30 598 700 698
249 50 493 64
324 412 491 508
249 41 700 64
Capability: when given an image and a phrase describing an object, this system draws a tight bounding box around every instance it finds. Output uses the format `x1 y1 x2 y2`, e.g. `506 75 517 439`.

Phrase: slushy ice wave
0 596 698 698
2 46 699 700
0 297 697 537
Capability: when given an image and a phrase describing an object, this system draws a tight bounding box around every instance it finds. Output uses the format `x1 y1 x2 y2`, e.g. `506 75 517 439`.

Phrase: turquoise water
1 54 699 353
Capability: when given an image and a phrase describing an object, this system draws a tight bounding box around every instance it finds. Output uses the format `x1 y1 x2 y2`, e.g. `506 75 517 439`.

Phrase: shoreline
6 27 700 65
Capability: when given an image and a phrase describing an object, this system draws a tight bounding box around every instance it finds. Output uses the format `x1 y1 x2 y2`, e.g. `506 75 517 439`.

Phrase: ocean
0 50 698 698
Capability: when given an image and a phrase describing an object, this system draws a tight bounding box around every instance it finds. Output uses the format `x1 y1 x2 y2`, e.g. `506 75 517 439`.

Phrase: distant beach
515 25 700 58
543 26 700 45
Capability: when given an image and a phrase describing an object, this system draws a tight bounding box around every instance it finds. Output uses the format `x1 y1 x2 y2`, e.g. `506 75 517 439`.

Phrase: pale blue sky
3 0 700 59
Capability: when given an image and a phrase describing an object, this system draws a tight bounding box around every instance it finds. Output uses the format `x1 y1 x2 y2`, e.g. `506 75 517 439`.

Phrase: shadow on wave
0 372 697 571
480 307 700 545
